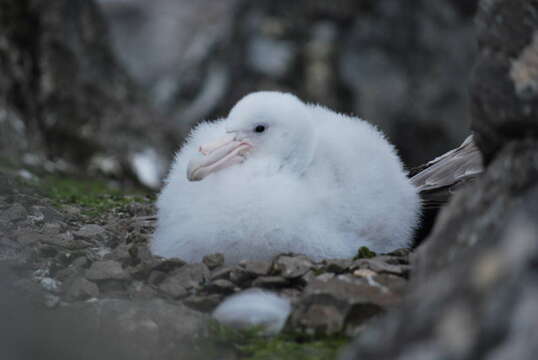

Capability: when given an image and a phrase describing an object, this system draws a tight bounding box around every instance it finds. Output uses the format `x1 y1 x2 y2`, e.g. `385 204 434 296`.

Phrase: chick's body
152 92 420 263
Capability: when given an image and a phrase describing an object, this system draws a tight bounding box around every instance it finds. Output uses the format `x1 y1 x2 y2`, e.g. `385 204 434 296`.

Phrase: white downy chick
152 91 420 263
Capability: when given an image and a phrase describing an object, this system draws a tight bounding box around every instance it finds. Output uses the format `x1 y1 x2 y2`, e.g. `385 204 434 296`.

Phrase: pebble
74 224 106 241
273 255 313 278
202 253 225 270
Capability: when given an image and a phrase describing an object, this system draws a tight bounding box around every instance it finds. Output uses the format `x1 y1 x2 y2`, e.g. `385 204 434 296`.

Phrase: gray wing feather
410 135 483 209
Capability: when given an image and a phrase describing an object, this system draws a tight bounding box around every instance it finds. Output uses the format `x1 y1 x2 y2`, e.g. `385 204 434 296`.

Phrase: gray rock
42 222 64 235
128 281 157 300
42 232 92 250
202 253 225 270
65 277 99 301
273 254 313 278
14 229 43 246
97 279 128 296
251 276 289 288
44 294 61 308
85 260 130 281
31 205 64 223
342 8 538 350
151 257 186 272
159 277 189 299
54 263 83 282
205 279 236 294
322 258 352 273
351 258 409 277
240 260 272 276
183 294 223 312
386 248 411 257
292 277 400 335
165 263 210 290
70 298 209 359
229 268 252 285
3 203 28 222
471 0 538 163
71 256 89 268
296 303 345 336
0 218 14 233
315 272 335 282
147 270 166 285
105 243 131 263
210 265 235 281
74 224 106 241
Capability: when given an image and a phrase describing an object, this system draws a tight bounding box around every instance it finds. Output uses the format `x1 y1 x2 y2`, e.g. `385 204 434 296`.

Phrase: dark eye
254 125 266 133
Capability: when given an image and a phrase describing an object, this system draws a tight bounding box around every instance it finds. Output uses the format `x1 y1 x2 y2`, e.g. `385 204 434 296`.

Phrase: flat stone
322 258 353 273
352 258 409 277
296 304 345 336
104 243 131 262
165 263 210 290
85 260 130 281
147 270 166 285
151 257 186 273
0 218 13 233
3 203 27 222
273 255 313 278
61 205 81 217
210 266 235 281
386 248 411 257
74 224 106 241
315 273 335 282
71 256 89 268
251 276 289 288
32 205 64 223
42 232 92 250
97 279 127 296
291 277 401 335
240 260 272 276
55 263 84 282
42 222 63 235
57 298 209 359
65 277 99 301
229 268 252 285
44 294 60 308
14 229 43 246
128 281 157 299
205 279 236 294
159 277 189 299
202 253 225 270
183 294 223 312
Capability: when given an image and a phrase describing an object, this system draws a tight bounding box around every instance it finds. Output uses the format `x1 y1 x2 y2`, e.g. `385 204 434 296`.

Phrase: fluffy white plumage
152 91 420 263
212 289 291 335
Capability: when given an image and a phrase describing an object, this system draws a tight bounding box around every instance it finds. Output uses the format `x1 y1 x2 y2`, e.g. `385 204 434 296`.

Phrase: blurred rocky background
1 0 478 189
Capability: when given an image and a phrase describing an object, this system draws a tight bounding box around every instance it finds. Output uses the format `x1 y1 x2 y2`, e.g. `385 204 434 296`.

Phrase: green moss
202 321 348 360
354 246 376 260
41 176 153 217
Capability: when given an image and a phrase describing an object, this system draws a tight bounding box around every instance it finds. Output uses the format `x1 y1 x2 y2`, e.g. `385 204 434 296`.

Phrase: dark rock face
471 0 538 163
0 0 170 186
342 1 538 359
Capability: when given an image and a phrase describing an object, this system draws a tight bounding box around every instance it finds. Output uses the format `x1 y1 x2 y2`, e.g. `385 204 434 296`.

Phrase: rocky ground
0 169 413 360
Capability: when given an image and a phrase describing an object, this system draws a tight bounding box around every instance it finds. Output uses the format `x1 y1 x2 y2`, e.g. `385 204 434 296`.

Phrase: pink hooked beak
186 134 252 181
